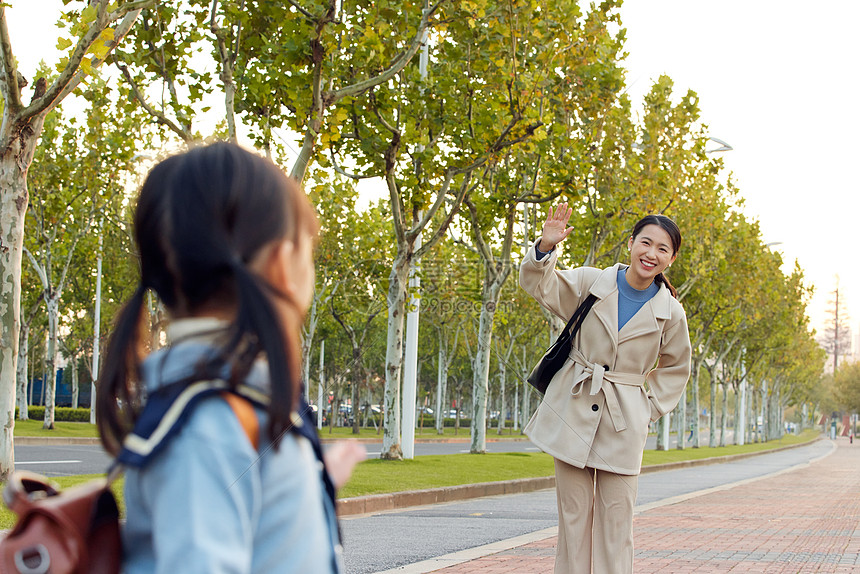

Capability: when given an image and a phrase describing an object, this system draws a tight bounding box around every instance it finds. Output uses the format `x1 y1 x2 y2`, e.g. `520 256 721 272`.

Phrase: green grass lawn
13 420 99 438
316 425 527 439
340 451 555 498
0 428 821 530
12 421 523 440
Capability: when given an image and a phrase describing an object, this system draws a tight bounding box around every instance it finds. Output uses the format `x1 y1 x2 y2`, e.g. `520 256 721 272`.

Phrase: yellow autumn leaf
81 5 97 25
56 37 73 51
91 42 110 60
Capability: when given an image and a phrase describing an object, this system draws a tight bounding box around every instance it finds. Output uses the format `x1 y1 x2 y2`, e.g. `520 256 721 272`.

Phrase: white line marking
16 460 82 465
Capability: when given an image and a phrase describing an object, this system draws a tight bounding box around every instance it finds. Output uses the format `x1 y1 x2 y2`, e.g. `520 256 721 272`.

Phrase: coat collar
586 263 674 348
587 263 673 320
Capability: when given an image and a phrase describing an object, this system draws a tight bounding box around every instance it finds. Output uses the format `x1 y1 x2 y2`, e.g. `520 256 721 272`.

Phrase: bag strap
222 391 260 451
117 380 268 468
564 293 597 337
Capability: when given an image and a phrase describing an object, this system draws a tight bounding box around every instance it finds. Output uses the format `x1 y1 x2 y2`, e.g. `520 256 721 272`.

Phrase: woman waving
520 204 692 574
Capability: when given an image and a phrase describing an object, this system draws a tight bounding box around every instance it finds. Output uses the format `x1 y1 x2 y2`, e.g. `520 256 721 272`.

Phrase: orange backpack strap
222 392 260 451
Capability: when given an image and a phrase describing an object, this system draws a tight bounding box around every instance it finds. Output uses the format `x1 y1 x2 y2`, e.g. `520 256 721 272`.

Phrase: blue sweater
122 318 340 574
534 245 658 330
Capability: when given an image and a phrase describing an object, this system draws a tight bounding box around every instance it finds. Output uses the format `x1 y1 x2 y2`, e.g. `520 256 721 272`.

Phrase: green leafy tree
0 0 152 478
24 78 141 429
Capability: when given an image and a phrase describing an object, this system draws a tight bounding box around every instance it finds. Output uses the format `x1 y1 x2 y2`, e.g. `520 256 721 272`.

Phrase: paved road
341 439 832 574
425 438 857 574
14 444 113 476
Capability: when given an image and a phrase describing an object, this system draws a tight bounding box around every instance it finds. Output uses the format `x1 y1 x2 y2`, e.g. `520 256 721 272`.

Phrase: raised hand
538 203 574 252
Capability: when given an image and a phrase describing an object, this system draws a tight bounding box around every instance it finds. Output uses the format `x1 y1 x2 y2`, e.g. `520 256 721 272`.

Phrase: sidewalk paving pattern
419 439 860 573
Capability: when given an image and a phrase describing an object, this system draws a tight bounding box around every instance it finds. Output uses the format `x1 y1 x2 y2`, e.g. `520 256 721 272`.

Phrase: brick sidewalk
431 439 860 573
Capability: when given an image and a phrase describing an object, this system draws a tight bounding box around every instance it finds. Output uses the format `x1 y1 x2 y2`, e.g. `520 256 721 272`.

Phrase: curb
338 436 824 517
14 436 102 446
338 476 556 517
639 435 825 474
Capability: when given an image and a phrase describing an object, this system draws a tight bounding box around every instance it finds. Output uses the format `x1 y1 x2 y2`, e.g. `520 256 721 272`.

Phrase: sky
619 1 860 341
7 1 859 339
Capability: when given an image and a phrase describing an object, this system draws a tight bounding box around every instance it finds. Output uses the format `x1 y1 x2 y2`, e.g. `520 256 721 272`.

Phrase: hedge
16 406 91 422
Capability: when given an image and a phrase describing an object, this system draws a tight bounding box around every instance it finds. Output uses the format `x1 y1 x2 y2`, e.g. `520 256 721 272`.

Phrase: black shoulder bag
527 293 598 394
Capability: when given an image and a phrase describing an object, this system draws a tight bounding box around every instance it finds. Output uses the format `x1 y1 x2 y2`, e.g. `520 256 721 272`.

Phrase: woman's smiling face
626 224 677 289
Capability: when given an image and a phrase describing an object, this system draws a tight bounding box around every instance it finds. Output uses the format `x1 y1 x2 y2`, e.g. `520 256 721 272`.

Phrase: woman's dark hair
97 142 318 455
630 214 682 298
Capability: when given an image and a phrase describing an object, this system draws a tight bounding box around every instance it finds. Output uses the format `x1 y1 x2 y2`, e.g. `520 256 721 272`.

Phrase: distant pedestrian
521 205 692 574
688 423 694 442
97 142 365 573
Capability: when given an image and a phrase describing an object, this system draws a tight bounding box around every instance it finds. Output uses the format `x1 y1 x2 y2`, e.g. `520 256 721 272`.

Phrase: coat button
591 404 599 412
603 365 610 371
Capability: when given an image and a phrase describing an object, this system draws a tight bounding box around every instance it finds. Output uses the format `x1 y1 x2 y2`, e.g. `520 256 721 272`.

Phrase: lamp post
705 137 733 153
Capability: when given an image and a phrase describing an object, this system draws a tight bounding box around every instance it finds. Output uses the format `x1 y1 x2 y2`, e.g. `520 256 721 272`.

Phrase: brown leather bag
0 391 258 573
0 470 121 574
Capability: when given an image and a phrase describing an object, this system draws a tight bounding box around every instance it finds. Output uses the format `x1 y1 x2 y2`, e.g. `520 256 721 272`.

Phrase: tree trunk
656 415 667 450
497 362 506 434
435 343 447 435
690 358 701 448
521 348 532 433
761 379 768 442
733 382 741 445
16 321 29 420
71 354 79 409
470 285 501 453
301 296 319 400
719 382 728 447
752 389 760 443
513 379 519 432
381 253 410 459
351 349 361 435
709 375 717 447
43 296 59 429
454 384 462 435
676 385 687 450
42 296 60 429
0 150 34 477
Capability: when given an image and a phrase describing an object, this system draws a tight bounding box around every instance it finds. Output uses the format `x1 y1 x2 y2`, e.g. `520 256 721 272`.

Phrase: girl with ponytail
97 142 363 573
520 206 691 573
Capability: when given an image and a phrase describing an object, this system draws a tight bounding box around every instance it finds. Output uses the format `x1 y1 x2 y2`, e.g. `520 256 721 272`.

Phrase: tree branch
0 7 22 112
413 173 475 260
328 0 445 102
115 60 192 142
329 149 375 180
23 247 49 291
20 1 154 122
464 193 494 267
210 0 238 141
286 0 317 21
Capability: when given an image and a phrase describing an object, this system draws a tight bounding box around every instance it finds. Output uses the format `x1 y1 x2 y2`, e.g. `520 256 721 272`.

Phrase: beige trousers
553 459 638 574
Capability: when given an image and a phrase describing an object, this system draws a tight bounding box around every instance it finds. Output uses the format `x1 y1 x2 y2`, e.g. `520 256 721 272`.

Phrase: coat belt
569 348 646 432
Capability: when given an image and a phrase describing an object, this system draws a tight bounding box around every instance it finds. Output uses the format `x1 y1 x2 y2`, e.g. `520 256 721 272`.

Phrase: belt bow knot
569 349 646 433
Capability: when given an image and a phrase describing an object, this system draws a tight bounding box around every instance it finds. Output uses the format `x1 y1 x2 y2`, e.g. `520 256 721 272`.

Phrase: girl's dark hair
97 142 318 455
630 214 682 298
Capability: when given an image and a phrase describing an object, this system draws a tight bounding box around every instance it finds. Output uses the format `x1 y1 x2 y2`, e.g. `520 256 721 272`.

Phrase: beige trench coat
521 243 692 475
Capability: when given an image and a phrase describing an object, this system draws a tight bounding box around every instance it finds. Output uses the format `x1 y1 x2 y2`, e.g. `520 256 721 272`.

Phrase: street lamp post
705 137 733 153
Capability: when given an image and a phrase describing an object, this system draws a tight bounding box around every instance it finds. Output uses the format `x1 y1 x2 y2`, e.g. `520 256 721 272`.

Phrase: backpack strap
117 380 268 468
222 391 260 451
